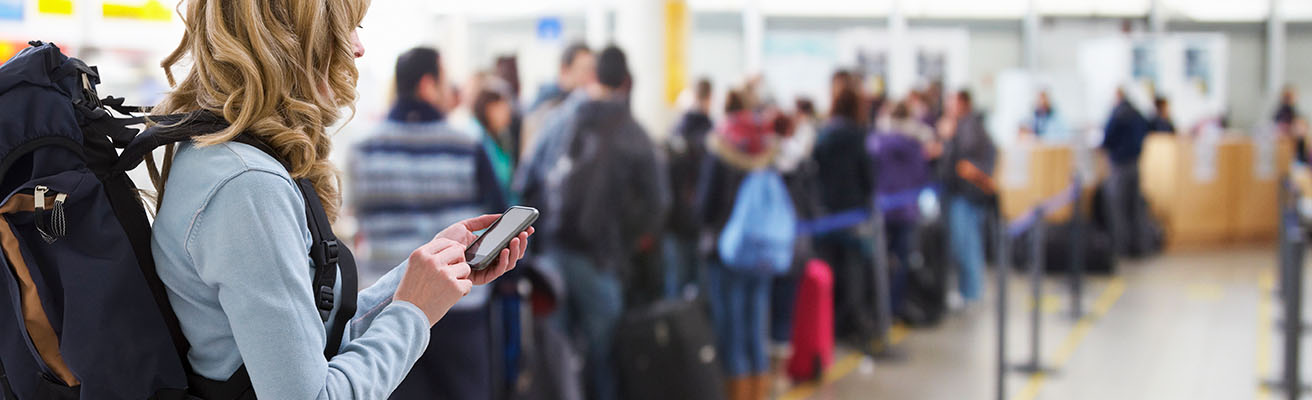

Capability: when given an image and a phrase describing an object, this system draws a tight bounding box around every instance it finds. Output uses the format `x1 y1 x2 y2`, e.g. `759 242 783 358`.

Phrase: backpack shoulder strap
294 177 358 358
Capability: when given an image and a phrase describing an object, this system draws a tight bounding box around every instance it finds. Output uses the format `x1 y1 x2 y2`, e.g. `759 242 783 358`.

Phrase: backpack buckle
317 286 335 320
322 240 340 265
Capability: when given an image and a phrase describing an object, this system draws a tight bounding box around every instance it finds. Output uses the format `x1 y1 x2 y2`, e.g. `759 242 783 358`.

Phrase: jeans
1106 162 1144 256
949 197 987 301
815 229 877 341
707 261 772 378
549 248 623 400
885 220 916 313
662 235 701 299
770 273 798 344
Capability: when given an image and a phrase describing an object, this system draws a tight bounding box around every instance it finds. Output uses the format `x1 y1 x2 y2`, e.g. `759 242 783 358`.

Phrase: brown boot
744 374 772 400
725 377 752 400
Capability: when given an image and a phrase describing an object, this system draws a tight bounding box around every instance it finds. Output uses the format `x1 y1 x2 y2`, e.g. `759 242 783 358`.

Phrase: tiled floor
782 246 1285 400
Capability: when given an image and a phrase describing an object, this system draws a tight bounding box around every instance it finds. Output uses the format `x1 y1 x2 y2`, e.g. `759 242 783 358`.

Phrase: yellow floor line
781 277 1128 400
779 324 910 400
1256 269 1275 400
1011 277 1127 400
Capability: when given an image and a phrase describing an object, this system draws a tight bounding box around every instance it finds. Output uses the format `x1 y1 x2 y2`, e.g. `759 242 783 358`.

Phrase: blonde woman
147 1 530 398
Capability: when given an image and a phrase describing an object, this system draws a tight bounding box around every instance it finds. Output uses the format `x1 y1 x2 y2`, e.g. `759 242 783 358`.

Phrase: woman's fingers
462 214 502 232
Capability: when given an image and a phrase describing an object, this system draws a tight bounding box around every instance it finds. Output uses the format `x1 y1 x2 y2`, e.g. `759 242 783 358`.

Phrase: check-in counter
1139 134 1292 247
998 143 1077 223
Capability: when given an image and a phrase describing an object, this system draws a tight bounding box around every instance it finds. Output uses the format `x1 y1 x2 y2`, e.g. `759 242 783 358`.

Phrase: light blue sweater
151 141 430 399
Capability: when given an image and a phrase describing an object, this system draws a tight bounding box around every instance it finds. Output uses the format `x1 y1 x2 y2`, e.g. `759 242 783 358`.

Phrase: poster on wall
103 0 171 21
0 0 21 21
856 50 888 97
37 0 71 15
1132 42 1156 86
1184 44 1212 96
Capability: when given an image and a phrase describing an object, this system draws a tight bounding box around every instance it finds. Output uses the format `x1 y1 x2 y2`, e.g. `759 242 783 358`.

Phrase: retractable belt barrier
997 176 1085 400
1263 177 1309 399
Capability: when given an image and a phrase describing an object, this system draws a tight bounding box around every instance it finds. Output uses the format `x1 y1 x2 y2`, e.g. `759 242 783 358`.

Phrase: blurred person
1021 90 1070 142
494 55 525 158
467 73 518 203
940 90 996 303
148 4 529 399
1100 87 1151 257
926 80 946 123
696 89 780 400
529 42 594 111
812 79 878 345
515 46 597 209
1276 85 1309 163
348 47 512 400
665 78 716 299
1149 96 1176 134
521 44 596 161
868 100 934 314
543 46 670 400
768 97 824 357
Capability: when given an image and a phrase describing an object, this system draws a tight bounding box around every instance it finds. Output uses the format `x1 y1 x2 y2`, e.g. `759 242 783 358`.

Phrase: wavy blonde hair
151 0 370 221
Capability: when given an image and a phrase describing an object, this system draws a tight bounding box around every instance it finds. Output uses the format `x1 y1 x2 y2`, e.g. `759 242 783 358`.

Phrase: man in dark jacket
546 46 670 400
1149 96 1176 134
664 78 715 298
1100 88 1150 256
940 90 996 303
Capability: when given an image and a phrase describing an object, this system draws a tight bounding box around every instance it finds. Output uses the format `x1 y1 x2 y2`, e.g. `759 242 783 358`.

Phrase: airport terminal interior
3 0 1312 399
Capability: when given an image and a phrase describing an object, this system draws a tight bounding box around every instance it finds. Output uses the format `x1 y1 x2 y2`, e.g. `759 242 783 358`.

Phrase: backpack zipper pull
33 186 66 244
34 186 47 210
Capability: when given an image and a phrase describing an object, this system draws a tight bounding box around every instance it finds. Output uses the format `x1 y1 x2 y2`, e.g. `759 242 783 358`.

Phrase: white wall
1285 23 1312 122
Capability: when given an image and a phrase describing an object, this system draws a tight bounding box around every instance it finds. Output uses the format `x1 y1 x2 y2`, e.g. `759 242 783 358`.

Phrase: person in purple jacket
868 100 934 312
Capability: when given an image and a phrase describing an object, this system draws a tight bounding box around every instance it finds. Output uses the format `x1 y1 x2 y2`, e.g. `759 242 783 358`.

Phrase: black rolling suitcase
900 221 948 327
613 299 725 400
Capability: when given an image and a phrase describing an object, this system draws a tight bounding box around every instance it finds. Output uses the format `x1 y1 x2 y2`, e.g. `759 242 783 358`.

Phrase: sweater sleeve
186 170 430 400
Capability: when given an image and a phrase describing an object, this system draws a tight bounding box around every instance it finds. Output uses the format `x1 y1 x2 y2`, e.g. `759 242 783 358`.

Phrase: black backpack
0 41 357 399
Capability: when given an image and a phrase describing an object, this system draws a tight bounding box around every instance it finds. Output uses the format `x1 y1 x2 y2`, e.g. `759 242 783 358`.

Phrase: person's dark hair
495 56 520 98
831 69 855 93
891 100 911 120
956 90 973 108
561 42 592 69
1153 96 1168 110
694 78 713 101
795 97 816 118
725 89 747 114
830 86 862 122
395 47 440 101
596 45 630 90
474 86 508 135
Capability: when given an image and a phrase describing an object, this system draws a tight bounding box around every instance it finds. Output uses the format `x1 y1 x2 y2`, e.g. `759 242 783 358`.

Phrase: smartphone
465 206 539 271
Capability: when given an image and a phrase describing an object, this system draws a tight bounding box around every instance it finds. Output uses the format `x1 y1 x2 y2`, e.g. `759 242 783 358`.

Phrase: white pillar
615 0 668 132
888 0 912 97
1268 0 1286 96
442 14 472 84
742 0 764 74
1023 0 1040 72
586 0 609 49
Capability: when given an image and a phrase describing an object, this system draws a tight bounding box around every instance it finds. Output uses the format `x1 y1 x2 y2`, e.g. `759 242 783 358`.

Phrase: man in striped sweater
347 47 506 400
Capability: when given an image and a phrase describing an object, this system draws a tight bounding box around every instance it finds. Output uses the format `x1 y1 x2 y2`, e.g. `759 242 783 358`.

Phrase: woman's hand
395 238 473 327
434 214 534 285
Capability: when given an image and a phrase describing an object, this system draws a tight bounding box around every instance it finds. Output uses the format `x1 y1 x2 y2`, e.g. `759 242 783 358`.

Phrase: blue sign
536 17 562 42
0 0 22 21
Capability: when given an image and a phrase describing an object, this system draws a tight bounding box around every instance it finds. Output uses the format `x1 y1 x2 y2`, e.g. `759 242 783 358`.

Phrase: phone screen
468 207 537 260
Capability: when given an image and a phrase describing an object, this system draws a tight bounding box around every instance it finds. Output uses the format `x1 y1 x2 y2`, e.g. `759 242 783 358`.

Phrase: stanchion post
1069 177 1086 320
995 207 1010 400
870 206 903 360
1265 178 1310 397
1020 217 1047 373
1285 223 1304 400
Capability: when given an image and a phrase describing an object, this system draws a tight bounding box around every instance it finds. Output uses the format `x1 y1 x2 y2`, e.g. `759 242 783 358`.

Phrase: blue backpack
0 42 356 400
717 169 798 275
